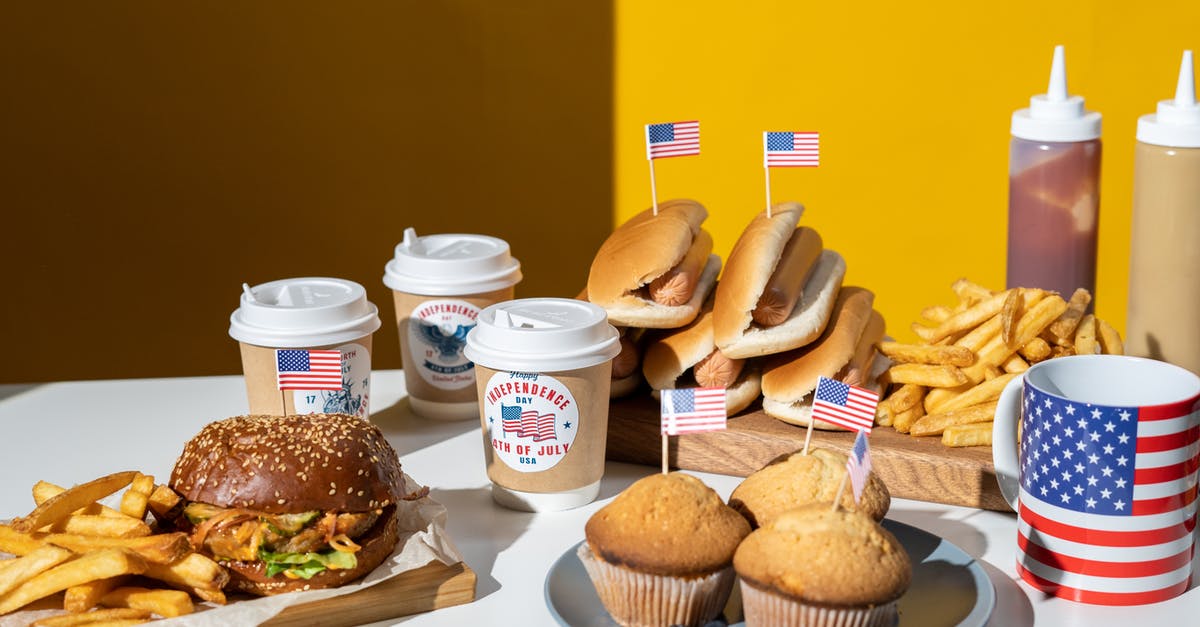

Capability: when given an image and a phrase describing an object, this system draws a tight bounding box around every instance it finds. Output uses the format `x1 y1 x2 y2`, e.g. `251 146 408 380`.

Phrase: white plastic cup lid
383 227 522 295
465 298 620 373
229 277 382 348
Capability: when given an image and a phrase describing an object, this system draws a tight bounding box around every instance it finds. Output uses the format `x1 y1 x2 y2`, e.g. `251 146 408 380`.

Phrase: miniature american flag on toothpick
811 376 878 434
846 430 872 503
276 349 342 391
661 387 727 435
646 121 700 159
764 131 819 167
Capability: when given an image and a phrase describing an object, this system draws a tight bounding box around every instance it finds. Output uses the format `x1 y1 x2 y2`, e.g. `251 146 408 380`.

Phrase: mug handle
992 376 1025 512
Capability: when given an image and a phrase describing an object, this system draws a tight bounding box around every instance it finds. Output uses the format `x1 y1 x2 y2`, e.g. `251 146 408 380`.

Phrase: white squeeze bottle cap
1012 45 1102 142
1137 51 1200 148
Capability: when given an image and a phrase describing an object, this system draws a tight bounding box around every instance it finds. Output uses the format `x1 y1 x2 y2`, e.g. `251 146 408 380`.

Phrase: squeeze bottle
1126 51 1200 375
1007 45 1102 300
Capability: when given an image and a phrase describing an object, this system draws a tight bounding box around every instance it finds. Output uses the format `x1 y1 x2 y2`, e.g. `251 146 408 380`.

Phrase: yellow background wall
615 1 1199 341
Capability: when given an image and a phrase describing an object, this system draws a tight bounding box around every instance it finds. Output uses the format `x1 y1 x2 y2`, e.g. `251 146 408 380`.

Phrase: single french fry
99 586 193 618
875 402 893 427
1075 314 1100 355
13 472 139 533
119 475 154 521
886 384 927 414
1000 288 1021 347
0 545 75 598
962 295 1068 384
1002 353 1029 374
1097 318 1124 355
910 401 999 437
33 483 125 519
0 549 146 615
910 322 936 342
943 422 995 447
142 553 230 603
64 576 128 613
0 525 44 556
1048 288 1093 344
892 403 925 435
1051 344 1077 359
146 486 182 521
951 278 993 306
47 516 150 539
920 305 953 324
44 532 190 565
934 373 1017 415
929 290 1012 343
1019 337 1052 363
32 608 152 627
883 364 968 388
876 341 974 367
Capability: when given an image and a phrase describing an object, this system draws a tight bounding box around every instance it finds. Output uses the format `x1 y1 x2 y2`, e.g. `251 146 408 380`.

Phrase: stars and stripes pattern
811 376 878 434
764 131 819 167
661 387 727 435
645 121 700 159
500 404 557 442
846 430 872 504
276 349 343 391
1016 384 1200 605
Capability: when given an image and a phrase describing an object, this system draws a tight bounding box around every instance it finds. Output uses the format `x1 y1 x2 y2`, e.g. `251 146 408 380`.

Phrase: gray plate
544 518 996 627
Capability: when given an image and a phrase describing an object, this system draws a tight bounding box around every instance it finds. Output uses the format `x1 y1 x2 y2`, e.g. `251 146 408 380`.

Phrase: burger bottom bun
717 250 846 359
604 255 720 329
762 357 888 430
650 366 763 417
223 506 400 596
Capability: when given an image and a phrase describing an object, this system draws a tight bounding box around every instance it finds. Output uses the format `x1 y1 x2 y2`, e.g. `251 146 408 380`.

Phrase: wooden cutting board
263 561 476 626
605 397 1011 512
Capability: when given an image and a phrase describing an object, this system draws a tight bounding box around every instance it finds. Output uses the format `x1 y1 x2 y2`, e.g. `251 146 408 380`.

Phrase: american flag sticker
811 376 878 434
645 121 700 160
500 404 558 442
661 387 727 435
764 131 819 167
276 349 343 391
1015 385 1200 605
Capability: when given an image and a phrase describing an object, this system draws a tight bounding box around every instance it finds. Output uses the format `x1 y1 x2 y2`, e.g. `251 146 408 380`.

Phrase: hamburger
165 413 424 595
760 286 887 428
642 303 762 415
586 199 720 329
712 203 846 359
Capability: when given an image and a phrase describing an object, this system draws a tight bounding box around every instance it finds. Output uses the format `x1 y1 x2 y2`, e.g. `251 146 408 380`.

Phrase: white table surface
0 371 1195 626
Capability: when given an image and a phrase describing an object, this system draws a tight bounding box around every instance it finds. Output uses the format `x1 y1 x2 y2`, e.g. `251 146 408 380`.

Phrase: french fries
119 475 155 521
33 483 125 519
99 587 193 618
0 546 75 597
878 280 1122 447
32 608 153 627
143 553 229 605
44 533 191 565
13 472 139 533
49 516 151 539
64 576 128 613
0 549 146 615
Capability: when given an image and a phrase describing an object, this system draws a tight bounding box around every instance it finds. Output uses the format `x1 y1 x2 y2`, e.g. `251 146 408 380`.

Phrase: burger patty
194 508 380 561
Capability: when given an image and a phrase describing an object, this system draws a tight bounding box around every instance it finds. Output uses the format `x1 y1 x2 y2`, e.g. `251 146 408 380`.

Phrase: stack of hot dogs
584 199 887 428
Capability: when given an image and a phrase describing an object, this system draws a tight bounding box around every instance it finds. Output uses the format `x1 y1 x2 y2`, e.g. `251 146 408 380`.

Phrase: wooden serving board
263 561 476 627
606 397 1011 512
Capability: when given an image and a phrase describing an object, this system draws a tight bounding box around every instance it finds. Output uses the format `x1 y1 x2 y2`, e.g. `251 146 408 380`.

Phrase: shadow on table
888 507 996 561
0 384 40 403
369 397 481 458
979 558 1036 627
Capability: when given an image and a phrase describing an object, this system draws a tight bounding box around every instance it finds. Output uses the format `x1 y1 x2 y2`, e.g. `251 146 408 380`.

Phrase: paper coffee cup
383 228 522 421
229 278 381 419
465 298 620 512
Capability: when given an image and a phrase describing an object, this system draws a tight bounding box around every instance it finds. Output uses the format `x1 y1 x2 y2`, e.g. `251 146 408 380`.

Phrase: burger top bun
714 203 846 359
587 199 719 328
170 413 405 514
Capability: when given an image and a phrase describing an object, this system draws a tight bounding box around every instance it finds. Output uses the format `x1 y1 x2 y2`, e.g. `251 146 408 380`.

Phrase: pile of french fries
0 471 227 626
874 279 1123 447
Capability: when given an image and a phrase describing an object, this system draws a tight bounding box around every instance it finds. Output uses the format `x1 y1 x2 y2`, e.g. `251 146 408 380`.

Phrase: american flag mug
993 355 1200 605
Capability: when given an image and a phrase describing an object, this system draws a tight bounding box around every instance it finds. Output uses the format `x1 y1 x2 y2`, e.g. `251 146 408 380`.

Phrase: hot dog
586 199 721 329
713 203 846 359
751 227 823 326
693 348 746 389
642 307 762 416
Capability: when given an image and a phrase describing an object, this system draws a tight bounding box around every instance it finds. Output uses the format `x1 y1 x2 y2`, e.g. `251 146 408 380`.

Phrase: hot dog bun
642 308 761 416
587 199 719 328
760 287 887 429
713 204 845 359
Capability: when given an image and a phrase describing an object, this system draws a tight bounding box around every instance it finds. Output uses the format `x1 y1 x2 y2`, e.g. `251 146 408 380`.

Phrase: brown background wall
0 3 613 383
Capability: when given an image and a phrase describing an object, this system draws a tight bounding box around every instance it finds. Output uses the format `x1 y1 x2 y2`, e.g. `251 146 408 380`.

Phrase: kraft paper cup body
384 228 522 421
992 355 1200 605
229 277 381 419
465 298 619 512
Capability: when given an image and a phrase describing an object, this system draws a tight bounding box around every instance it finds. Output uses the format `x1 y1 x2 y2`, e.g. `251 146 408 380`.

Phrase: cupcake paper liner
578 542 735 627
740 580 898 627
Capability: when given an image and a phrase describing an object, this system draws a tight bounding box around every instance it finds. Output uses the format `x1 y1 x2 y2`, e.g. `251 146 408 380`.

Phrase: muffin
581 472 752 627
734 504 911 626
729 448 889 528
